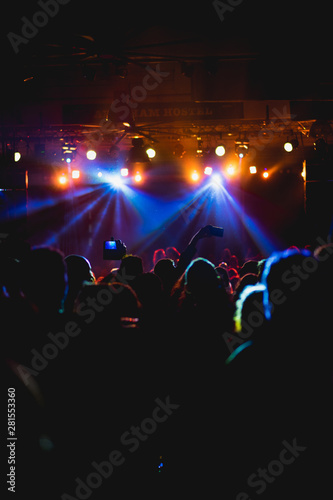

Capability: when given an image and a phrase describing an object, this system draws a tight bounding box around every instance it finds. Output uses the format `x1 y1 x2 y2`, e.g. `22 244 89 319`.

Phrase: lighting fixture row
55 163 309 188
189 164 268 182
86 146 156 161
11 136 329 164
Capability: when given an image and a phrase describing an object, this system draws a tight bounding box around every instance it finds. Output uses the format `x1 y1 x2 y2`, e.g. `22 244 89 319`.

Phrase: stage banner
62 102 244 125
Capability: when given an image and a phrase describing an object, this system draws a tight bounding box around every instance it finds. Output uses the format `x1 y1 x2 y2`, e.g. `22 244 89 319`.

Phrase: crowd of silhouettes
2 225 333 498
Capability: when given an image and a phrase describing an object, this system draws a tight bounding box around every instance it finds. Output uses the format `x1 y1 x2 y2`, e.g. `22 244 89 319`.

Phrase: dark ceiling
3 0 331 80
1 0 333 161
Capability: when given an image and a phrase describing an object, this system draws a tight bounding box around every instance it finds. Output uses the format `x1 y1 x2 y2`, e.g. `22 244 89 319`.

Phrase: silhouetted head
65 254 95 285
154 258 177 292
185 258 221 299
234 273 259 301
21 246 67 315
64 254 95 312
239 260 258 278
119 255 143 278
234 283 266 338
153 248 166 266
229 255 239 269
260 247 318 349
165 246 180 263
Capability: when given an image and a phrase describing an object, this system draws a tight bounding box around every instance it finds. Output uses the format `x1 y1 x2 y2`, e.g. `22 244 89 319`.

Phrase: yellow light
14 152 21 162
204 166 213 176
249 166 257 174
191 170 200 182
301 160 306 180
146 147 156 159
86 149 97 160
235 143 249 158
226 165 236 176
215 145 226 157
284 142 293 152
58 174 68 185
196 137 203 155
263 171 269 179
134 172 142 183
71 170 80 179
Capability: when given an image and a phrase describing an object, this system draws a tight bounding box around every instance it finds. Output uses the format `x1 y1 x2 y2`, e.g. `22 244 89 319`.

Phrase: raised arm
176 225 217 278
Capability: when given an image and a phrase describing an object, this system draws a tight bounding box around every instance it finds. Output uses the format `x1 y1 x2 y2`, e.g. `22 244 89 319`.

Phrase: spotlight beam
216 184 281 255
86 188 115 254
43 186 110 246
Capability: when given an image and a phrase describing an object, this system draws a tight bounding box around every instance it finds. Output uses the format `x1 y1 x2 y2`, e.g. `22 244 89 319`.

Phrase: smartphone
104 240 117 250
103 239 127 260
209 226 224 237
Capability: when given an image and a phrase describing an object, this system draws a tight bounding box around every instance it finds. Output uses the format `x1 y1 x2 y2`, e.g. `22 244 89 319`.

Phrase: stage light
226 165 236 176
97 171 103 178
235 144 249 158
211 173 222 185
196 137 203 156
58 174 68 186
262 170 269 179
215 145 226 157
110 174 123 187
249 166 257 174
134 172 142 183
204 166 213 176
71 170 80 179
191 170 200 182
62 142 76 163
87 149 97 160
284 138 298 152
235 134 249 159
146 147 156 159
14 152 21 162
120 167 129 177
